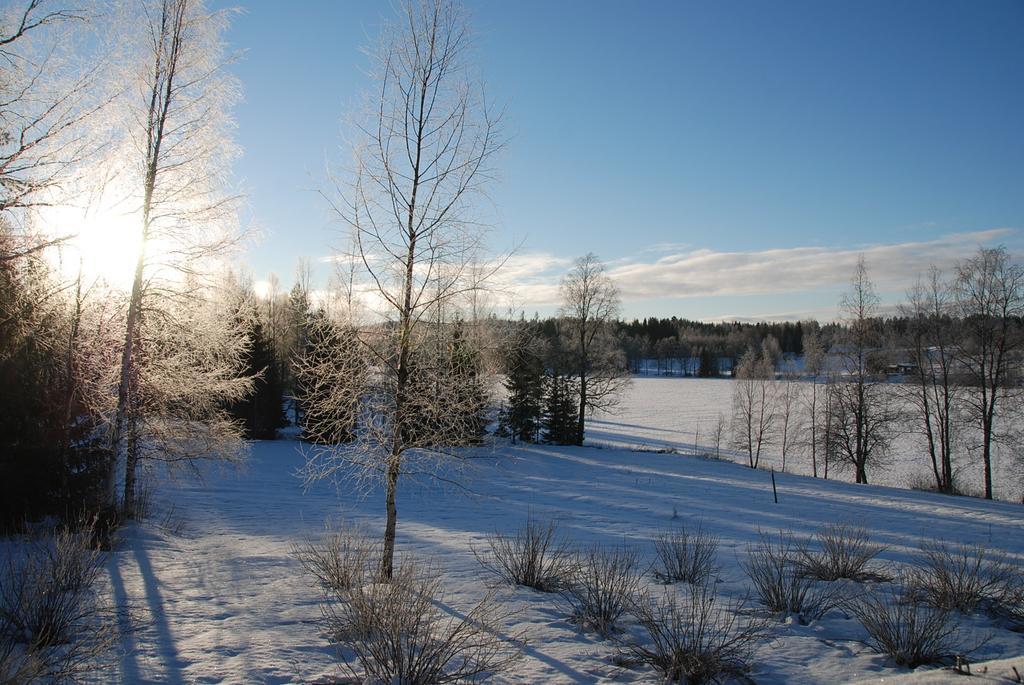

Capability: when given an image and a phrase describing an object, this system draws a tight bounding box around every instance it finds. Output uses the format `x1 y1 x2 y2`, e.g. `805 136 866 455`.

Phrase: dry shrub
850 584 967 668
330 558 521 684
561 545 643 637
0 528 116 683
474 515 575 592
622 584 768 684
293 525 379 596
652 524 719 585
796 523 885 581
908 541 1023 621
743 532 841 622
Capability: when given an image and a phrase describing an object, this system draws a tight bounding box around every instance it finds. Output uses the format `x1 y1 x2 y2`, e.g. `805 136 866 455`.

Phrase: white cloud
607 229 1015 301
317 229 1019 319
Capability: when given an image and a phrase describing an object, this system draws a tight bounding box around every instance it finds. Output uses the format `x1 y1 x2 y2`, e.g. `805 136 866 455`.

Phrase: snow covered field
102 380 1024 684
593 377 1023 502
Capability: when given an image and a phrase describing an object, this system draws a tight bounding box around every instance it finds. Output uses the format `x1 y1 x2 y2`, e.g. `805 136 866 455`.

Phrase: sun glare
43 198 144 291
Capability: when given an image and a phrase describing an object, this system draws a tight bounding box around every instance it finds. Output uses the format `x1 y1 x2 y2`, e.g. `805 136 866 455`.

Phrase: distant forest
532 316 839 376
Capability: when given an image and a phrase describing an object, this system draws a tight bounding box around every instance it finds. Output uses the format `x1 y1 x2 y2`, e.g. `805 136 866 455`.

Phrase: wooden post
771 468 778 504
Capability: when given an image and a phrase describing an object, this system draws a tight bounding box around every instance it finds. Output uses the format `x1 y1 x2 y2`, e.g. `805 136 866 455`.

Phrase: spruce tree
698 347 719 377
294 311 363 444
228 316 286 440
448 321 489 444
498 327 545 443
543 372 579 445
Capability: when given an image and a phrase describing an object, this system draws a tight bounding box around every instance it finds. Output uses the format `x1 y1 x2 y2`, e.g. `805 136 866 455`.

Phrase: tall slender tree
304 0 503 580
901 269 959 493
107 0 247 514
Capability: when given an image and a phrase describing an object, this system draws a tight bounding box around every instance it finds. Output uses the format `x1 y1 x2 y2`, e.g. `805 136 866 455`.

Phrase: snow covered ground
102 381 1024 684
593 377 1023 501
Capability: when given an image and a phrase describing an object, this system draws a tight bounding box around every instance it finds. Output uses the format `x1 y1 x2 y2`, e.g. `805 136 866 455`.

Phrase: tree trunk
380 455 400 581
576 373 586 446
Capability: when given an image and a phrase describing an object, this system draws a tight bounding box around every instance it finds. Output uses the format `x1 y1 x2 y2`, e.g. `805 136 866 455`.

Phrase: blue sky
220 0 1023 321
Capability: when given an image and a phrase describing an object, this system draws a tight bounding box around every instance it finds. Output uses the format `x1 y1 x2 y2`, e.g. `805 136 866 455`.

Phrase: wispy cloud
318 229 1018 318
607 229 1015 301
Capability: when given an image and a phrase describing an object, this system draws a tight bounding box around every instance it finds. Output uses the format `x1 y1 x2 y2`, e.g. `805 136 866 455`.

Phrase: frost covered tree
293 310 365 445
0 1 109 259
106 0 249 514
226 288 287 441
558 253 629 446
952 246 1024 499
304 0 503 580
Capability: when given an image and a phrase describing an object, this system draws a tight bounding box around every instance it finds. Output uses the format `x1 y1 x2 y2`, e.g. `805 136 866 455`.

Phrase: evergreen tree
284 278 312 423
498 326 545 443
294 310 365 444
698 347 719 377
448 320 489 444
543 373 579 445
228 315 286 440
401 321 489 448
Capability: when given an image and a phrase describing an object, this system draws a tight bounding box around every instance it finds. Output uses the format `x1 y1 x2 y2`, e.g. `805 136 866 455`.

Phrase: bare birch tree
304 0 503 580
952 246 1024 500
800 323 827 477
559 253 629 446
731 346 775 469
106 0 247 514
901 268 961 493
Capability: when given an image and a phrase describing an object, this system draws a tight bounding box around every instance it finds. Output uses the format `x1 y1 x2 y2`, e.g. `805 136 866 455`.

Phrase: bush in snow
0 528 116 682
850 583 967 668
795 523 885 582
328 557 521 684
742 531 841 622
652 524 720 585
621 584 768 685
474 515 576 592
907 541 1023 623
293 524 379 597
561 544 643 637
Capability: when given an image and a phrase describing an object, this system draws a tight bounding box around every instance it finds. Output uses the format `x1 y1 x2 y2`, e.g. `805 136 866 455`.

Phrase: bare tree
829 257 896 484
558 253 629 446
800 324 827 478
901 268 960 493
775 373 801 472
107 0 247 514
304 0 503 580
731 346 775 469
952 246 1024 500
